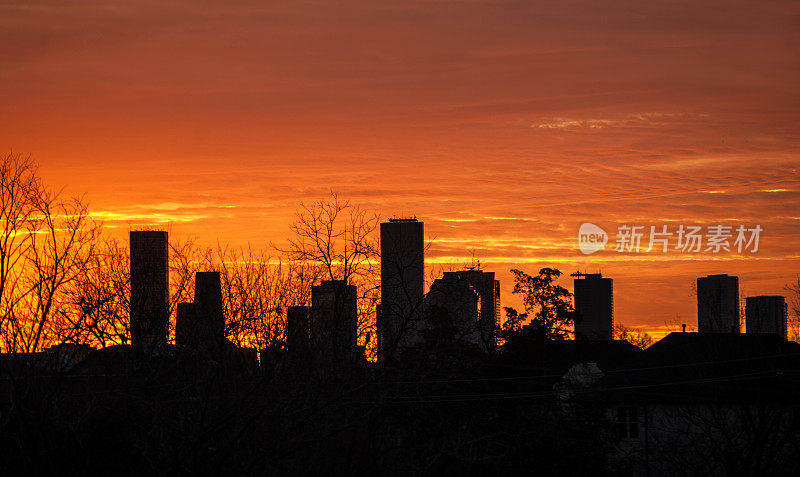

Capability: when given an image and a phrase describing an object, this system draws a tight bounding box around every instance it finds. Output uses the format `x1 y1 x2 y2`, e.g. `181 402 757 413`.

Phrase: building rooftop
571 272 605 279
580 332 800 404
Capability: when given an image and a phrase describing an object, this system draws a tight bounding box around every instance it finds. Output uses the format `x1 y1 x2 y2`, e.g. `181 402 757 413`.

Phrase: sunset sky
2 0 799 337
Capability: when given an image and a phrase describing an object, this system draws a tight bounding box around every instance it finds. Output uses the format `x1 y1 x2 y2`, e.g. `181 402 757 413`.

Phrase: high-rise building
573 273 613 340
195 272 225 341
311 280 358 358
175 272 225 350
130 230 169 356
175 302 196 347
427 275 482 350
375 304 382 352
441 269 500 350
285 305 311 351
745 295 787 338
697 274 740 333
378 218 424 360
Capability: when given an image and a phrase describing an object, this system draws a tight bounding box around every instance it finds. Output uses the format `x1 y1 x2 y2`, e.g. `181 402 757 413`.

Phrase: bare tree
613 324 653 349
663 317 695 333
58 237 131 348
786 276 800 342
282 192 379 286
24 195 99 351
651 404 800 475
0 153 99 353
212 244 320 350
168 236 206 333
161 238 323 351
278 192 380 360
0 153 43 350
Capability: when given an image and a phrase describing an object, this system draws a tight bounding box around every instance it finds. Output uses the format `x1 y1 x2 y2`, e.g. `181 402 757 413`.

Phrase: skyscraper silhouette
311 280 358 359
130 230 169 356
286 306 311 352
378 218 424 361
697 274 740 333
441 269 500 350
573 273 613 340
176 272 225 350
194 272 225 343
428 274 482 350
175 302 196 347
745 295 787 338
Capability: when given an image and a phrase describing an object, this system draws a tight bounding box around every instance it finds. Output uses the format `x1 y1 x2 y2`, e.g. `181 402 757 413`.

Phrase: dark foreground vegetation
3 328 800 476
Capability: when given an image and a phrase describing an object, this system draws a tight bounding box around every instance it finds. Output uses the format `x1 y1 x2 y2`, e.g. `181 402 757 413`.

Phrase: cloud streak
1 0 798 335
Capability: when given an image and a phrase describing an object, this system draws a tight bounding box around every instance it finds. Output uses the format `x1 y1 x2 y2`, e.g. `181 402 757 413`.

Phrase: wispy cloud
91 211 210 223
533 113 709 129
1 0 798 336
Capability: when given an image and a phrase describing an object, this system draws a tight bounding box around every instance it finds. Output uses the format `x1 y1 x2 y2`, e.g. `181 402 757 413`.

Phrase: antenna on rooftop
571 271 602 278
465 251 480 270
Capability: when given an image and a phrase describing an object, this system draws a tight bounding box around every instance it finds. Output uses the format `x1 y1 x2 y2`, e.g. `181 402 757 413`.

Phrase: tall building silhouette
311 280 358 358
745 295 787 338
195 272 225 342
697 274 740 333
130 230 169 356
441 269 500 349
176 272 225 350
573 273 613 340
378 218 424 360
175 302 196 347
285 306 311 352
427 275 482 350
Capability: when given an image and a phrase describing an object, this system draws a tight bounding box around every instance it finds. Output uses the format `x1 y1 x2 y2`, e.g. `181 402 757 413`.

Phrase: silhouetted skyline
1 2 799 473
2 168 799 476
1 1 797 339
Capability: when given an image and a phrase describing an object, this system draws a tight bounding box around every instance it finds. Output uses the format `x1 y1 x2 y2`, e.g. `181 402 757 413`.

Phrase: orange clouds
1 0 798 336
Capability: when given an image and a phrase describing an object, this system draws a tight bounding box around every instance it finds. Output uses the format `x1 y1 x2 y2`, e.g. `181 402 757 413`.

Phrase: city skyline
2 2 799 473
2 0 798 338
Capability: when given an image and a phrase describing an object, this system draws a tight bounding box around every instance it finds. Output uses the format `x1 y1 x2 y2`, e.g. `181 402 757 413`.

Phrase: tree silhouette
650 404 800 475
0 152 99 354
502 267 576 345
59 237 131 348
278 192 380 360
613 324 653 349
786 276 800 342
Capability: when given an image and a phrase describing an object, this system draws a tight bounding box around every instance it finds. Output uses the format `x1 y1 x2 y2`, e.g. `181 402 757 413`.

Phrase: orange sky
2 0 799 338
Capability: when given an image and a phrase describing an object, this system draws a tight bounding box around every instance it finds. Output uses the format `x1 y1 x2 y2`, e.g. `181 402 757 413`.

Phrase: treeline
0 152 381 358
13 151 795 357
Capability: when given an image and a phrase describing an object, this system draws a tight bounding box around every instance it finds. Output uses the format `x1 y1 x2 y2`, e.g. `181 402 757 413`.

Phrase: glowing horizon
2 0 798 339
